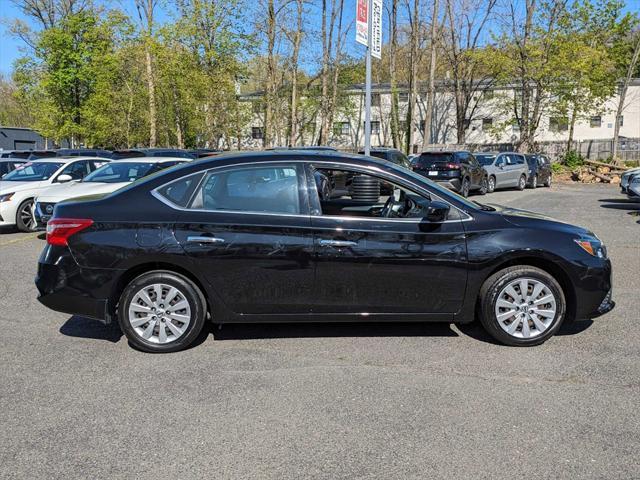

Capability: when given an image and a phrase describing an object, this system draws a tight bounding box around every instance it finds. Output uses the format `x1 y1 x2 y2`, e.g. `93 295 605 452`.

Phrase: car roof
109 156 188 163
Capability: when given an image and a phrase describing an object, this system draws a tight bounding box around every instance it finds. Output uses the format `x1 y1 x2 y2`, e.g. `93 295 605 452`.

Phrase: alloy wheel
488 177 496 193
127 283 192 344
18 201 37 232
532 175 537 188
461 178 470 197
519 176 526 190
494 277 557 339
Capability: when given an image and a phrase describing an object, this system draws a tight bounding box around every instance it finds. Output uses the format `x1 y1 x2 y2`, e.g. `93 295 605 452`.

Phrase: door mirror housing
425 200 450 223
57 174 73 183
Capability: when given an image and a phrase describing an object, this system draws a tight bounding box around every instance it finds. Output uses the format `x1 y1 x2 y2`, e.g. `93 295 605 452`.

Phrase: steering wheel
380 195 397 218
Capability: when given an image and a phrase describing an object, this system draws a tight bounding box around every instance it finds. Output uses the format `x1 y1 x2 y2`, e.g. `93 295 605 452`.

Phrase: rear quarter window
155 173 204 208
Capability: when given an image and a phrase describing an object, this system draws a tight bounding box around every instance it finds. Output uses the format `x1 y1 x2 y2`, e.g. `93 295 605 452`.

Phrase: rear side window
155 173 203 208
188 165 303 214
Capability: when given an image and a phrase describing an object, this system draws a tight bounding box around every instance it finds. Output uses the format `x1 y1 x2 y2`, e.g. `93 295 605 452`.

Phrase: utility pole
364 0 372 156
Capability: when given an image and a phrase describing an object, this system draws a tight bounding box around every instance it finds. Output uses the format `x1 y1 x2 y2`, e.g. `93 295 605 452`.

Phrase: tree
286 0 305 146
404 0 421 154
421 0 439 149
134 0 159 147
388 0 401 148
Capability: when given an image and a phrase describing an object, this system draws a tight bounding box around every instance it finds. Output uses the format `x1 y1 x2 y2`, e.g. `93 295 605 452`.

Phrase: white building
240 78 640 160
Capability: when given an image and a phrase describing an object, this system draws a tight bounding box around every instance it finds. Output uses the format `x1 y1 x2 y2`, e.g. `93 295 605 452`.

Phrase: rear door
170 162 316 315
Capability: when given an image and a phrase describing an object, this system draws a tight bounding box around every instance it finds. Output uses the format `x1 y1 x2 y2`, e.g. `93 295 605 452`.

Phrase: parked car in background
620 167 640 194
627 172 640 201
358 147 411 170
0 157 109 232
188 149 223 158
36 151 613 352
268 146 338 151
0 159 27 177
412 151 488 197
55 148 112 158
35 158 189 227
474 152 529 193
111 148 195 160
1 150 58 160
525 154 552 188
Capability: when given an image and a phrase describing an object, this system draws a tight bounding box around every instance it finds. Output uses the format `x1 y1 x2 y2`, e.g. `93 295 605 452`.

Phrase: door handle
319 239 358 247
187 236 225 244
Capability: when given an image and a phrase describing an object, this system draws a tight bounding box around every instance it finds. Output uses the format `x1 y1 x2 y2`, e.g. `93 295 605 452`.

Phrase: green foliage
551 162 567 174
562 150 584 169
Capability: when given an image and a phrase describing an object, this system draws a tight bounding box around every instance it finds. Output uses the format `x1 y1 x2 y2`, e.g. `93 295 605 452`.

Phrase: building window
617 115 624 127
364 121 381 134
463 119 471 130
371 93 381 107
333 122 350 136
483 90 494 100
251 102 262 114
590 115 601 128
398 92 409 103
482 118 493 130
398 120 408 132
549 117 568 133
251 127 263 140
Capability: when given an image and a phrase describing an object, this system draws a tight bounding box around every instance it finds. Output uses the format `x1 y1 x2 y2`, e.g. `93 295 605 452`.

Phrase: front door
172 162 316 315
307 165 468 316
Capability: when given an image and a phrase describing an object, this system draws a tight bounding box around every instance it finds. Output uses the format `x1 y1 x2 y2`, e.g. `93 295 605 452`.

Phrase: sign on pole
371 0 383 59
356 0 369 47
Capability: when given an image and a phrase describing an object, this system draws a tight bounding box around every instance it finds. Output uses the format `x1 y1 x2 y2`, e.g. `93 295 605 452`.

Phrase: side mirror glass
57 174 73 183
425 200 450 223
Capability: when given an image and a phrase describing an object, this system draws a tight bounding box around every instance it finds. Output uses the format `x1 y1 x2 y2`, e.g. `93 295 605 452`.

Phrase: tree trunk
389 0 400 149
264 0 277 148
326 0 345 141
422 0 439 150
612 33 640 163
288 0 304 147
566 107 577 153
144 44 157 147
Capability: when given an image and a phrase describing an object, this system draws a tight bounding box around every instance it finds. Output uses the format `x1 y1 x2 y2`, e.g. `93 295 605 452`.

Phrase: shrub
562 150 584 169
551 163 565 174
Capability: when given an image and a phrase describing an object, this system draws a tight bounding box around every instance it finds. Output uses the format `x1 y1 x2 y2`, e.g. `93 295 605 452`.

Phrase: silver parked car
627 172 640 201
620 167 640 194
474 152 529 193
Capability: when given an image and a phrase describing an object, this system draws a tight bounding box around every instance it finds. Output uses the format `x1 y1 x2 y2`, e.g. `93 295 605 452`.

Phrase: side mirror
425 200 450 223
57 174 73 183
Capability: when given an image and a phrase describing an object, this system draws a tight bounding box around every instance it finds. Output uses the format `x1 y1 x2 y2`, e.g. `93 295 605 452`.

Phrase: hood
36 182 127 203
0 180 47 194
487 203 592 236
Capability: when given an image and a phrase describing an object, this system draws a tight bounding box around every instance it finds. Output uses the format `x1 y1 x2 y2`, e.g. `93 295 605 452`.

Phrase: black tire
544 174 552 187
460 177 471 197
517 174 526 191
478 176 488 195
529 174 537 189
16 198 37 232
478 266 566 346
118 270 207 353
487 176 496 193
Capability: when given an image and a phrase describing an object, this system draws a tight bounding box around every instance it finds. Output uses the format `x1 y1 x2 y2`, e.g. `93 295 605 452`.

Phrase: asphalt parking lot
0 183 638 479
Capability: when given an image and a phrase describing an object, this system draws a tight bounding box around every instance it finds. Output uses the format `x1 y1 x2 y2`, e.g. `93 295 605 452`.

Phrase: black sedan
36 151 614 352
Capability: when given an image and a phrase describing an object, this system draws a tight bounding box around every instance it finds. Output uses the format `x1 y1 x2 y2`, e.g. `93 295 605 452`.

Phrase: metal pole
364 0 372 156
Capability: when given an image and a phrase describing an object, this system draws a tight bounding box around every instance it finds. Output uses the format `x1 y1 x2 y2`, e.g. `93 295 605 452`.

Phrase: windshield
83 162 158 183
475 154 496 166
397 164 479 211
2 162 63 181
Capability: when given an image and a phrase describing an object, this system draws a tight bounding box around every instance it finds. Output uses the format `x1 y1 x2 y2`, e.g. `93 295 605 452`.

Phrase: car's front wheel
478 176 488 195
460 177 471 197
517 175 526 191
16 199 37 232
529 174 538 189
478 266 566 346
118 270 207 353
487 176 496 193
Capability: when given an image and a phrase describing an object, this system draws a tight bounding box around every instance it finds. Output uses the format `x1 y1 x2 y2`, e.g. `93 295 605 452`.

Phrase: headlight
0 192 15 203
574 238 607 258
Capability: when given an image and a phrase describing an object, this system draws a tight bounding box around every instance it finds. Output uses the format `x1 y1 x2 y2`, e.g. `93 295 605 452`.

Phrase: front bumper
36 245 120 323
572 257 615 320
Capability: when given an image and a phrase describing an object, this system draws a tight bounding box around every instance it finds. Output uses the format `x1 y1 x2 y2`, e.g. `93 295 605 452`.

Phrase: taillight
46 218 94 246
445 163 460 169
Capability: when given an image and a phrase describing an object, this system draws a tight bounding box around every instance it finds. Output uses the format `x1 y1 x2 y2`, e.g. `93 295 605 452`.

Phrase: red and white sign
356 0 368 46
371 0 383 59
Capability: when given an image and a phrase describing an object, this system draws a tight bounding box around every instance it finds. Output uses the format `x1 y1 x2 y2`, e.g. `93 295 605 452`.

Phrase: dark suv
359 147 411 170
525 154 552 188
412 151 488 197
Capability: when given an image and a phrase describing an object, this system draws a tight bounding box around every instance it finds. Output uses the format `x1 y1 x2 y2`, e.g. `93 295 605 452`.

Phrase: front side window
58 160 92 180
84 162 160 183
3 162 63 181
189 165 303 215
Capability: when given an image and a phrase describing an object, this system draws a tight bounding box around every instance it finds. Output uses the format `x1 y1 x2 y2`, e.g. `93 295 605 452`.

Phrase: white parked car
620 167 640 194
0 157 110 232
34 157 189 227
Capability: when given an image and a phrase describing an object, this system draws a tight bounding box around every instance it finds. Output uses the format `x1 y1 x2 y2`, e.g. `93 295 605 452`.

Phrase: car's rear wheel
530 174 538 189
16 199 37 232
478 266 566 346
544 174 552 187
118 271 207 353
478 176 488 195
517 175 526 191
487 176 496 193
460 177 471 197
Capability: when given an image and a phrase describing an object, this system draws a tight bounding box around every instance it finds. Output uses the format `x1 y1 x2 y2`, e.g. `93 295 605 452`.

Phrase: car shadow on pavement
210 322 459 341
60 315 122 342
598 198 640 211
457 319 594 345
